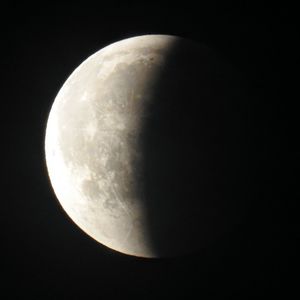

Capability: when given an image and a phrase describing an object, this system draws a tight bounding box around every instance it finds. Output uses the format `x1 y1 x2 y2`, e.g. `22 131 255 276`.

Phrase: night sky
3 2 298 298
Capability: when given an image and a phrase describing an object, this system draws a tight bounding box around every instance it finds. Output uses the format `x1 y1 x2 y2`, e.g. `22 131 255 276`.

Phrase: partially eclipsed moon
45 34 242 258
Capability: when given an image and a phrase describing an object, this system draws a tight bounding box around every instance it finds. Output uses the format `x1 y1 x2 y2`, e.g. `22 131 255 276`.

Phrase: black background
2 2 298 298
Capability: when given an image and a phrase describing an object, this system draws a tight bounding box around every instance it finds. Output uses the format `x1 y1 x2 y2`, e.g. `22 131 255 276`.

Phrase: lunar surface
45 35 244 258
46 35 179 257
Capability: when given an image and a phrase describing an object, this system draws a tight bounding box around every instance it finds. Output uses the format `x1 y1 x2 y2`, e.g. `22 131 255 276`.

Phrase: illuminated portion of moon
45 35 178 257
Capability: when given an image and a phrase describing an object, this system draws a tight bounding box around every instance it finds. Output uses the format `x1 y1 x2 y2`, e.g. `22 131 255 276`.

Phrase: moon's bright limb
45 35 179 257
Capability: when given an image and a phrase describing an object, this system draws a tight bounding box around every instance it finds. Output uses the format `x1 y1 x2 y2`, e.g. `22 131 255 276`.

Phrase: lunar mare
45 35 178 257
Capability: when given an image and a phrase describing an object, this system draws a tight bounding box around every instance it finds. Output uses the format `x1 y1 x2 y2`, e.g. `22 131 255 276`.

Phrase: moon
45 35 244 258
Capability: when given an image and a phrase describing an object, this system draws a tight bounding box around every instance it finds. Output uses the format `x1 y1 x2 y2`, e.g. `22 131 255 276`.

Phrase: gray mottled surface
45 35 177 257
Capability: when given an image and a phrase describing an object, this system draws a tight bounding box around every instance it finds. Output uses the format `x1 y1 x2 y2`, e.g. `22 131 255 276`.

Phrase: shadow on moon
138 39 251 258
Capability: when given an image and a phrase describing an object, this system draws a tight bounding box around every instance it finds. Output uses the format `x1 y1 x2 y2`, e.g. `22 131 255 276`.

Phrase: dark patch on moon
138 38 249 257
